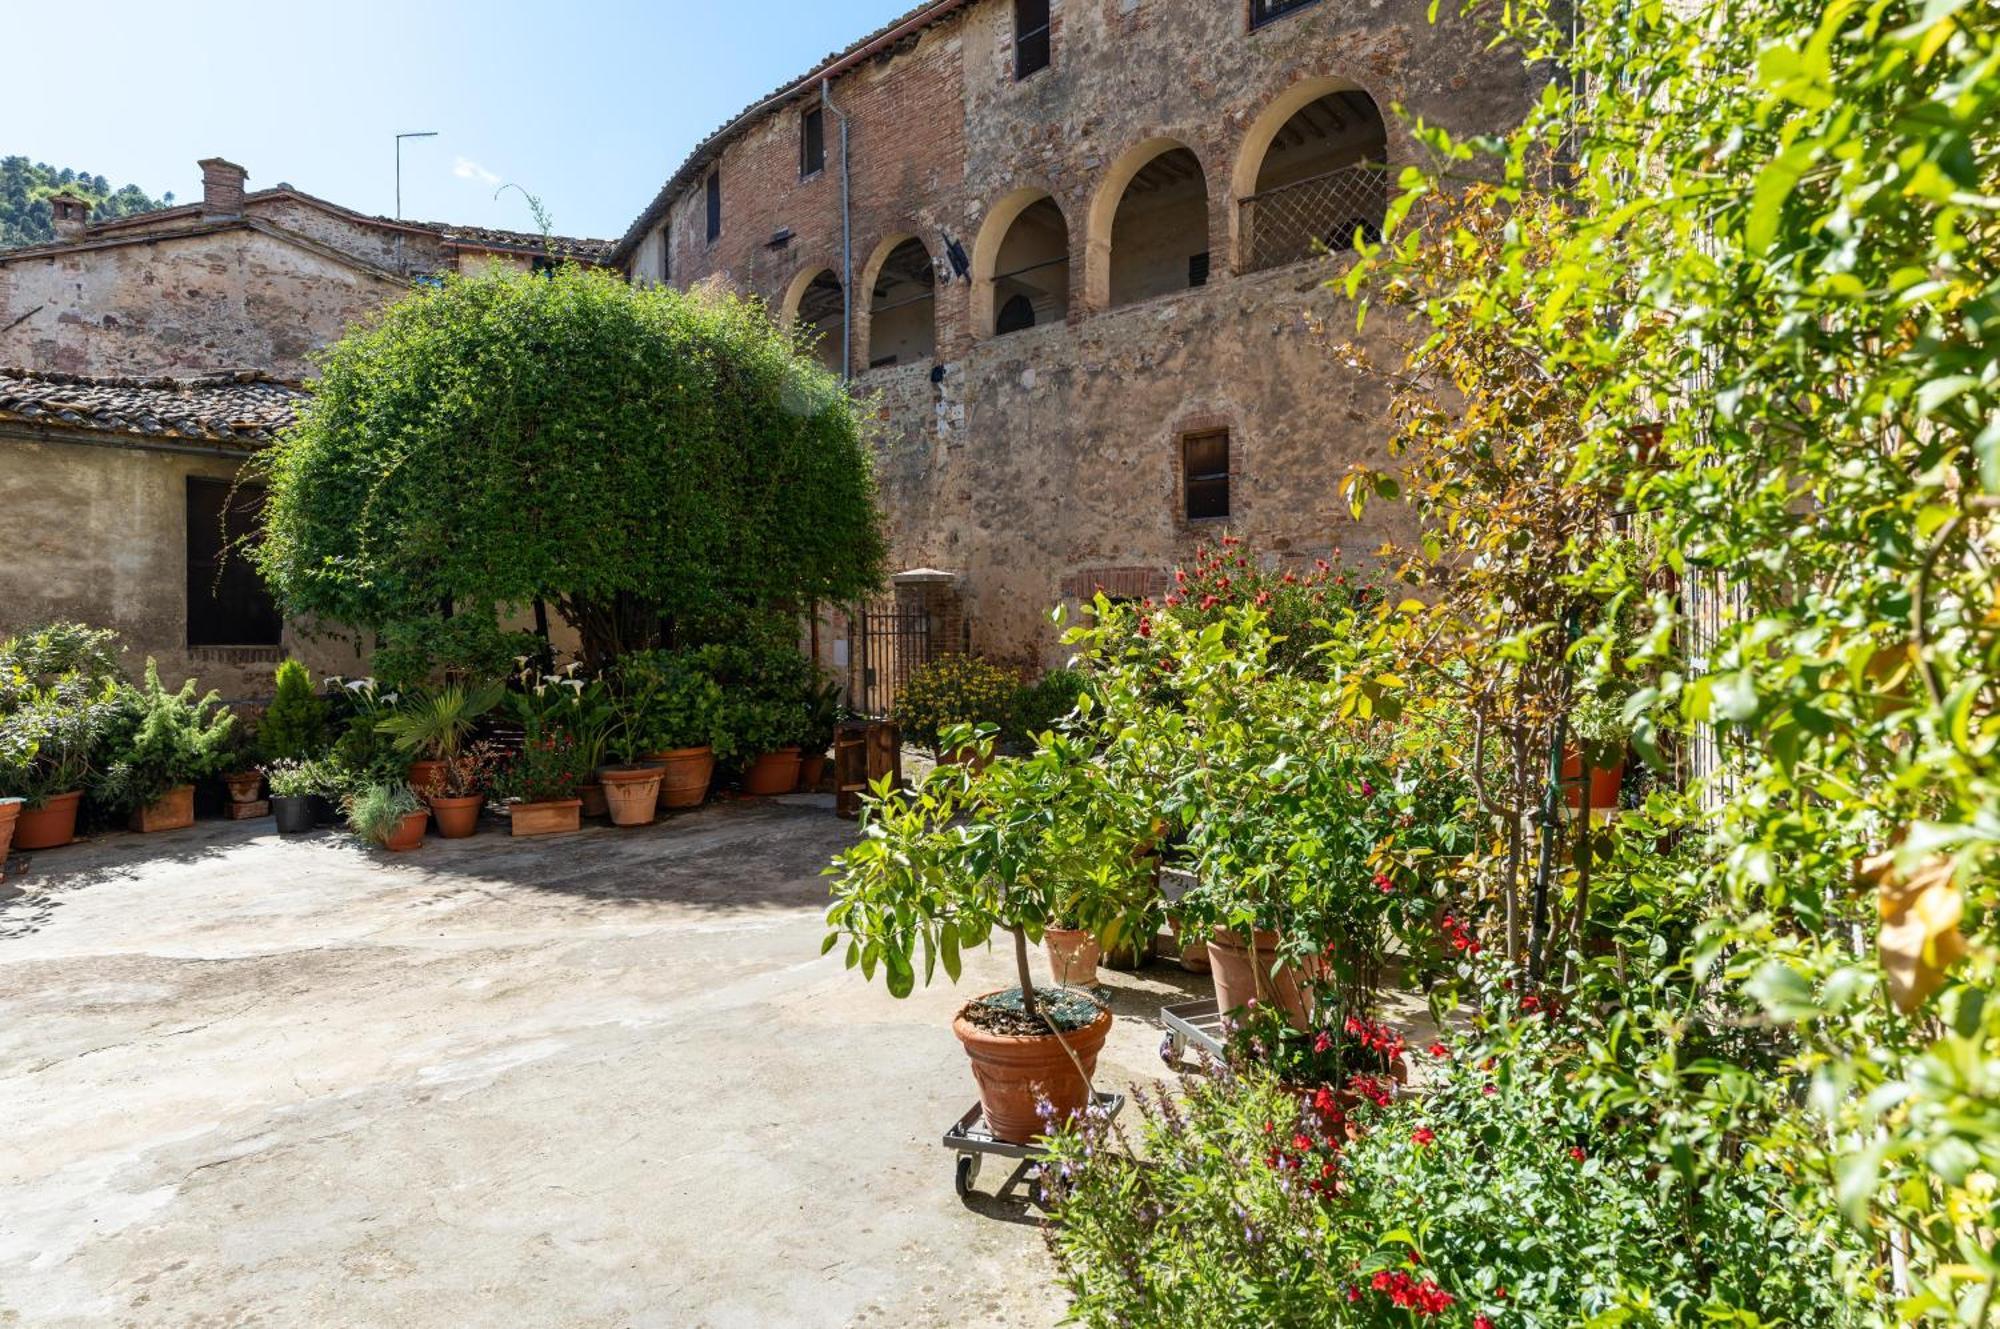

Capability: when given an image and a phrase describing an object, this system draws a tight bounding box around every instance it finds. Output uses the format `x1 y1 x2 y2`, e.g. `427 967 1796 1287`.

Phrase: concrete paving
0 797 1210 1329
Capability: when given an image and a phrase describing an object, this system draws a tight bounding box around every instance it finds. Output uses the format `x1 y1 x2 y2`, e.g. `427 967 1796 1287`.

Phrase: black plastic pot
273 796 316 835
308 793 340 827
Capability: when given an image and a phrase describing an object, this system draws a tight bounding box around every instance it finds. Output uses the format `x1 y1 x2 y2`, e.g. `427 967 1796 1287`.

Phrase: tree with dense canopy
253 266 886 677
0 156 169 249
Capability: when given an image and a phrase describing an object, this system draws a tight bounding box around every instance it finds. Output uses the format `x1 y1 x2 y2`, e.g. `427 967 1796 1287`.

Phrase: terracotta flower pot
578 782 609 819
0 797 20 862
1562 750 1623 811
509 798 581 837
798 752 828 792
649 747 715 809
14 792 82 850
598 765 664 827
381 808 429 852
130 784 196 834
224 772 264 804
407 759 446 797
741 747 802 797
428 794 484 839
1043 927 1102 987
1208 926 1313 1029
953 996 1114 1145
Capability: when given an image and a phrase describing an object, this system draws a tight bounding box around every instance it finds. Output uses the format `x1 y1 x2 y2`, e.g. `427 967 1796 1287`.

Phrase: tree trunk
1012 924 1038 1023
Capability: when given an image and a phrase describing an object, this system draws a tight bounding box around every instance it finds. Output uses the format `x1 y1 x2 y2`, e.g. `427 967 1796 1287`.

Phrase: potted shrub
595 668 667 828
0 794 18 864
0 624 122 850
798 678 844 792
828 731 1140 1144
219 721 265 807
427 740 504 838
507 667 616 816
321 679 405 825
1564 690 1630 813
92 661 237 833
347 781 427 851
719 637 816 797
258 659 329 762
894 655 1018 764
263 758 326 834
496 728 588 836
625 648 727 808
377 682 503 799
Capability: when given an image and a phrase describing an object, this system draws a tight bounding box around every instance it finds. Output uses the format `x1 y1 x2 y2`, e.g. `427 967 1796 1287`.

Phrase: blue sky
10 0 908 242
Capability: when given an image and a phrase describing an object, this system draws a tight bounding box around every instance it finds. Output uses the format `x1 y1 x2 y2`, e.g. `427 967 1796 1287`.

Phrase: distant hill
0 156 172 250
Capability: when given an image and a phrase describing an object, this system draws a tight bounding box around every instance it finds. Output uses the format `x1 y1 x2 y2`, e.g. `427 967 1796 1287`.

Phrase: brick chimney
47 192 91 242
198 157 248 217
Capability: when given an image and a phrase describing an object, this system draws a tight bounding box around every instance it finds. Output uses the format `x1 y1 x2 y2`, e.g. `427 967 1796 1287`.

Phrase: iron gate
850 606 934 718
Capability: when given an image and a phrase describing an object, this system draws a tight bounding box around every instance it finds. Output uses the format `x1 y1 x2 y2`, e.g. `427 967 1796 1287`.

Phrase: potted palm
827 728 1140 1144
92 661 237 833
376 682 503 801
347 781 427 851
427 740 504 838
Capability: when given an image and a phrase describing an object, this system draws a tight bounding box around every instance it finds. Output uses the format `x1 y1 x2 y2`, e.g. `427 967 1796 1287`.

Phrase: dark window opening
1188 252 1211 288
801 107 826 178
531 255 558 278
996 293 1038 335
1250 0 1319 28
1182 429 1230 521
1015 0 1051 79
705 170 722 243
186 478 282 647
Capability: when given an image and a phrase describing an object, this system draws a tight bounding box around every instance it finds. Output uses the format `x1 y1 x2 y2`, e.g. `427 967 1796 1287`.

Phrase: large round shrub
254 266 886 674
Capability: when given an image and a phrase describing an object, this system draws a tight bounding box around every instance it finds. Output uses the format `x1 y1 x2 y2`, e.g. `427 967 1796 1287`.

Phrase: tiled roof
607 0 971 265
427 222 615 262
0 367 304 448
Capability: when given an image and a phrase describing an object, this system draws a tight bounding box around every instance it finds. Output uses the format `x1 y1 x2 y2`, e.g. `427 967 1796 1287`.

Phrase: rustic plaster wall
0 228 401 379
0 434 366 699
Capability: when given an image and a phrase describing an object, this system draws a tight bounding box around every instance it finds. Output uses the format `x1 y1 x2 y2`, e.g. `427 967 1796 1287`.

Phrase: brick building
610 0 1540 690
0 156 611 380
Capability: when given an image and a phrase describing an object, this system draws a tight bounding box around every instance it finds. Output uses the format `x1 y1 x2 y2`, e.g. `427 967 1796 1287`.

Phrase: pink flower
1475 1316 1495 1329
1314 1032 1334 1054
1482 1083 1498 1096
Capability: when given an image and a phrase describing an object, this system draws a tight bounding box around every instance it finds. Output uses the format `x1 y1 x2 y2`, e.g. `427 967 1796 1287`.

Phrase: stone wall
0 226 402 380
0 432 367 700
629 0 1538 666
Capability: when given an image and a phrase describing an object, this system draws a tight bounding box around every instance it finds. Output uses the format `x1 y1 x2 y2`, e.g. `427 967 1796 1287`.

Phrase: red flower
1570 1146 1586 1162
1482 1083 1498 1096
1373 872 1394 894
1411 1126 1436 1146
1314 1032 1334 1054
1427 1042 1450 1058
1136 617 1152 638
1475 1316 1495 1329
1200 595 1220 611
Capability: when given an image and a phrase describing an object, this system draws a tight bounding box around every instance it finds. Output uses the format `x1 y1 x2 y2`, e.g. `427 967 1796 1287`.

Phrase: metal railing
1238 164 1388 272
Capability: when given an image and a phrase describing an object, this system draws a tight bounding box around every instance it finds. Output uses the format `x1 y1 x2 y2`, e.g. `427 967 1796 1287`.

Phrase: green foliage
1009 666 1092 743
616 648 728 757
0 622 122 698
0 623 122 806
261 757 340 800
345 782 421 843
0 156 169 250
1154 538 1383 679
893 654 1018 751
323 678 407 794
91 661 236 812
253 265 886 672
374 682 503 763
495 729 588 804
258 660 329 762
710 631 820 759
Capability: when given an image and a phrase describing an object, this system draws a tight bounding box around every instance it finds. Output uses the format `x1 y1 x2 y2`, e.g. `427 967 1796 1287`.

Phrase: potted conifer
92 661 236 833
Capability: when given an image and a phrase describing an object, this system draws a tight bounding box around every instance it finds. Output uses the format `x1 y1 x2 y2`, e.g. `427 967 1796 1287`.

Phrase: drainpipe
823 79 852 382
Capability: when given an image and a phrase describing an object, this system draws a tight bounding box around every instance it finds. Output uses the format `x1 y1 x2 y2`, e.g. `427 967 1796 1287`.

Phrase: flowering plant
495 730 587 804
893 654 1018 752
1152 536 1382 678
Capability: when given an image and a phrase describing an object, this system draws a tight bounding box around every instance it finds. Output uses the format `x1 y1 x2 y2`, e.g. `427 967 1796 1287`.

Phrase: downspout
823 79 852 382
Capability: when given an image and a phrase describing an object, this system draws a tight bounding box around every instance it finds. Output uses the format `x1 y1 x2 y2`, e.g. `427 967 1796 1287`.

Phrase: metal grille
1239 164 1387 272
850 606 934 718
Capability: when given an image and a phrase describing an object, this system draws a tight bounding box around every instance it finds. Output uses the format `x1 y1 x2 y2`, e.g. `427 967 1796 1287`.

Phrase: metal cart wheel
955 1152 981 1198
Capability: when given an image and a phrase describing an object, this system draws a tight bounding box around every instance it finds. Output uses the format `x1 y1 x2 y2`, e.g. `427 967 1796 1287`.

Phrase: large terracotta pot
0 798 20 862
741 747 802 797
1208 927 1313 1029
510 798 581 837
381 808 429 852
1562 750 1623 811
407 759 446 796
649 747 715 809
130 784 196 834
1044 928 1102 988
428 794 484 839
798 752 828 792
598 765 663 827
224 771 264 804
578 782 609 819
14 791 82 850
952 996 1114 1145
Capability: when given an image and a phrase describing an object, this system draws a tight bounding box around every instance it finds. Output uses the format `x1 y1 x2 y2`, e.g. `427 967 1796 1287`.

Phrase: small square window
1250 0 1318 29
1188 252 1210 288
1183 429 1230 521
801 107 826 178
705 170 722 243
1015 0 1051 79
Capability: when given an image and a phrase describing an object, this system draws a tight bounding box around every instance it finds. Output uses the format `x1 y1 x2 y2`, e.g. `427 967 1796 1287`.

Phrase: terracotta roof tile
0 367 304 449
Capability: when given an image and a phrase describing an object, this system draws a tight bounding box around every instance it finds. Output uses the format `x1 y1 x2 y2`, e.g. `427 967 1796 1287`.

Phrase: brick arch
1083 136 1218 312
1227 75 1393 275
856 230 940 368
970 184 1074 340
779 260 846 374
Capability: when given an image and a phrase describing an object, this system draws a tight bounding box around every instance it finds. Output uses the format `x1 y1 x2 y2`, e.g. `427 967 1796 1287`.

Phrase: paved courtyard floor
0 797 1209 1328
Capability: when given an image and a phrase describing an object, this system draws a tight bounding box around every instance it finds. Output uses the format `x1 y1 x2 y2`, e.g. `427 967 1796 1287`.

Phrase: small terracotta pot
578 782 609 819
224 772 264 804
510 798 581 837
1043 928 1101 987
0 797 21 862
953 996 1114 1145
798 752 828 791
649 747 715 809
598 765 663 827
130 784 196 834
741 747 802 797
407 759 446 796
1562 750 1623 811
1208 926 1313 1029
428 794 484 839
381 808 429 852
